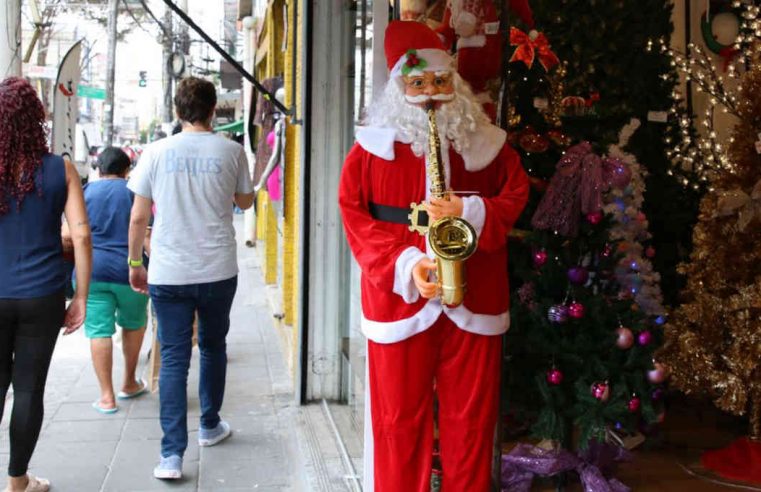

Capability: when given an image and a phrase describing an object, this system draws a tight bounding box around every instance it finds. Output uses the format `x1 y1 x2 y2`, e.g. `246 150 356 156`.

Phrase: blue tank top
79 179 133 285
0 154 68 299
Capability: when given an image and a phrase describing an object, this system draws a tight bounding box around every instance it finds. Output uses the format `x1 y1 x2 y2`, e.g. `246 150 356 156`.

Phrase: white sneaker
153 455 182 480
198 420 232 447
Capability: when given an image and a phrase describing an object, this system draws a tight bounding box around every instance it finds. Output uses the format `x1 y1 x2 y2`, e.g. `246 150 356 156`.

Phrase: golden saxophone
409 104 477 307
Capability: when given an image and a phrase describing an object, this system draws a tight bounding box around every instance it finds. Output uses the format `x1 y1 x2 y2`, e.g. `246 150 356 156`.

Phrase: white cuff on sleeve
461 196 486 238
392 247 428 304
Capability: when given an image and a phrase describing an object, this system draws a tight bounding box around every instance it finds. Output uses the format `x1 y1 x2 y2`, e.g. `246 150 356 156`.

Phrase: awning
214 119 244 133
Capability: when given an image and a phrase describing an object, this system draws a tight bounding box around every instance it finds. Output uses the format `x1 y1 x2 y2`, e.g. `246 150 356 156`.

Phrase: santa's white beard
363 73 490 158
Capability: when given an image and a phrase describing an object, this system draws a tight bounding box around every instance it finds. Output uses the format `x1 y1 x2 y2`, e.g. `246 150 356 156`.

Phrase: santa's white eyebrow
434 71 451 77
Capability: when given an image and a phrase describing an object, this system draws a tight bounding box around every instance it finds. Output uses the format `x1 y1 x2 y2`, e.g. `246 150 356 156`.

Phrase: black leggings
0 291 64 477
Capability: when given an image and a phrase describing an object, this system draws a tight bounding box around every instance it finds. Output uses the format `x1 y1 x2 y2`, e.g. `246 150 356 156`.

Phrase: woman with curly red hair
0 77 92 492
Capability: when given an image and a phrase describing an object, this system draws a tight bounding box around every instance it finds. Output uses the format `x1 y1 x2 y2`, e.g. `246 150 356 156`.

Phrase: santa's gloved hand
425 193 463 222
412 257 438 299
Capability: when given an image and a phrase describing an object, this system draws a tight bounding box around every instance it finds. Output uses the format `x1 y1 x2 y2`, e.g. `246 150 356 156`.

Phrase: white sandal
3 474 50 492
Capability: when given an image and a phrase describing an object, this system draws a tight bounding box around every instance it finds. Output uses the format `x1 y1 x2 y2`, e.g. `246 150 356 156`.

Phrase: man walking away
126 77 254 480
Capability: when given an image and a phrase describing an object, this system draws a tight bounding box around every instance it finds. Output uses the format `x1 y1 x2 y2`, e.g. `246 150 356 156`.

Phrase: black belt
369 201 429 227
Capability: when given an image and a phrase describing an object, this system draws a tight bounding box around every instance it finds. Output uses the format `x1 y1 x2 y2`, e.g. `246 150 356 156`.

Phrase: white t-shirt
128 132 253 285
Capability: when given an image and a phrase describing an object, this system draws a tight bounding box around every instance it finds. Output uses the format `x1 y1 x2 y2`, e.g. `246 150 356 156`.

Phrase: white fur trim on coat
356 127 397 161
393 246 428 304
443 303 511 336
361 299 510 344
355 124 506 173
461 195 485 238
361 300 442 344
459 124 506 171
457 34 486 49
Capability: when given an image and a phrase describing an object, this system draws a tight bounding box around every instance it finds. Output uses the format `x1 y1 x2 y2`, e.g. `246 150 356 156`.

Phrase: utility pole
0 0 22 78
178 0 189 57
104 0 119 146
162 5 174 124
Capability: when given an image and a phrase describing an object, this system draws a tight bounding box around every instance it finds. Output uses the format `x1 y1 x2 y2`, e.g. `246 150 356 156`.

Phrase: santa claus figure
338 20 528 492
400 0 428 21
436 0 503 120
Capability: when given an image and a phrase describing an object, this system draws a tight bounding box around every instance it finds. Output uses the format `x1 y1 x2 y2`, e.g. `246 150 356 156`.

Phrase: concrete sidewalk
0 233 312 491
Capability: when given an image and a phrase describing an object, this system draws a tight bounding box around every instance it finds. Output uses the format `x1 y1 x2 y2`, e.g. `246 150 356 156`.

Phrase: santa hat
385 20 454 78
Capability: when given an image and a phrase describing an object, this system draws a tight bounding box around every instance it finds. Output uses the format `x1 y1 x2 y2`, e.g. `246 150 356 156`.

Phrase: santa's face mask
402 71 456 108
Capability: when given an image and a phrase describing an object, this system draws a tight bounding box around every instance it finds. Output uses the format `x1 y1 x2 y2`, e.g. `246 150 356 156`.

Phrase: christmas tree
505 128 666 446
519 0 701 303
501 3 668 448
659 7 761 481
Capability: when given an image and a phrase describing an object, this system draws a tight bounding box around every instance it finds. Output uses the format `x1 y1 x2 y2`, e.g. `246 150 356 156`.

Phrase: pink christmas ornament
616 327 634 349
645 246 656 258
586 210 603 225
647 362 669 384
546 368 564 386
532 250 548 268
591 381 610 402
627 396 641 413
568 302 585 319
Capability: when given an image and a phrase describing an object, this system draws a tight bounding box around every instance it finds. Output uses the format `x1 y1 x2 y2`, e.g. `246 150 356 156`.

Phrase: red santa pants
368 314 502 492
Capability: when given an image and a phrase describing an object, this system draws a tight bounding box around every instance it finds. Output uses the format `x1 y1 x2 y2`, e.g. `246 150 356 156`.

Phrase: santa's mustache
404 93 456 104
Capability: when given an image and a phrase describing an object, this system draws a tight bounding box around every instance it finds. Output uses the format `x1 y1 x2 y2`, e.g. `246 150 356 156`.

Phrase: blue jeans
149 276 238 458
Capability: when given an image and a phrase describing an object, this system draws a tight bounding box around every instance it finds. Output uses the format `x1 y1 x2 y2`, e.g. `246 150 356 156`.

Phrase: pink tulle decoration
266 130 276 149
266 165 281 201
531 142 604 237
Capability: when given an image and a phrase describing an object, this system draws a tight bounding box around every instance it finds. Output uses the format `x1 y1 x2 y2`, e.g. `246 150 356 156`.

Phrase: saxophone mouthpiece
425 101 436 112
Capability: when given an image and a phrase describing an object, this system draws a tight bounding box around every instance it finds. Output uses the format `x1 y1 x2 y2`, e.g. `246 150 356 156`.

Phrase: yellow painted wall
252 0 302 375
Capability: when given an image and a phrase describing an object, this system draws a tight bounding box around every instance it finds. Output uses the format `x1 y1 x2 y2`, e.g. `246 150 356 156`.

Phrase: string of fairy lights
645 0 761 190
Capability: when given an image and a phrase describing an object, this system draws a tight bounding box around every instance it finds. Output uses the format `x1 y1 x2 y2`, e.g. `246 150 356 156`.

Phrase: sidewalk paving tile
0 222 321 491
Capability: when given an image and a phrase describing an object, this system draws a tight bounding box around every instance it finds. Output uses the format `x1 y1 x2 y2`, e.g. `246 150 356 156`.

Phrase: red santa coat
338 124 529 344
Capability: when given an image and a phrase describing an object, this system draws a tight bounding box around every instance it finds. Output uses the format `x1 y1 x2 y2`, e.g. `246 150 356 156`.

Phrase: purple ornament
604 157 632 189
651 387 665 401
567 266 589 285
591 381 610 402
548 305 568 324
532 250 548 268
546 368 564 385
637 330 653 346
568 302 585 319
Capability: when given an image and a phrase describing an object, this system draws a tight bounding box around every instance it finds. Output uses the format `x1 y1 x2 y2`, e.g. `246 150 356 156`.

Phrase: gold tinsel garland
660 65 761 434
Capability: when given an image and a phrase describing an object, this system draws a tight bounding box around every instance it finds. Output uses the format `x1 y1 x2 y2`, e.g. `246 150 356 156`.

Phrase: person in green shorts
75 147 150 413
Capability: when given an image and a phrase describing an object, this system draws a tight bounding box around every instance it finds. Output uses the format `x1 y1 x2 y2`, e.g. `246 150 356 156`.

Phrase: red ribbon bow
509 27 560 71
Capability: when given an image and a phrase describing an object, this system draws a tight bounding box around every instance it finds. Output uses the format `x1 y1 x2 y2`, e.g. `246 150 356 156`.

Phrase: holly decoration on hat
402 49 428 76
